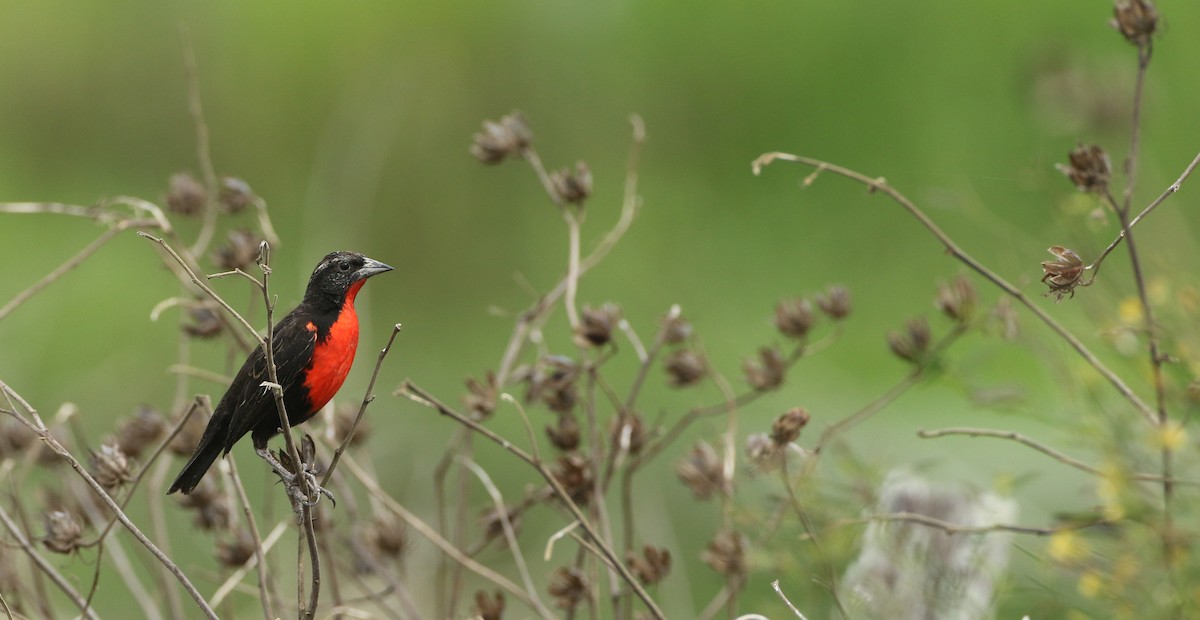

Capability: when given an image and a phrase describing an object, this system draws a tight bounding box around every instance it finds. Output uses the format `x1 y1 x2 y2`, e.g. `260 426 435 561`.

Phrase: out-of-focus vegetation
3 1 1200 617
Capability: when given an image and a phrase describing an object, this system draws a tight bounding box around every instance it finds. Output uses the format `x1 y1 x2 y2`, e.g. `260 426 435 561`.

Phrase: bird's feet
255 440 336 509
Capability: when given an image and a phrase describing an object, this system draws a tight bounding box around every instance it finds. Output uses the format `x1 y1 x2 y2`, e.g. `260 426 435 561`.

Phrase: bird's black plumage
168 251 392 495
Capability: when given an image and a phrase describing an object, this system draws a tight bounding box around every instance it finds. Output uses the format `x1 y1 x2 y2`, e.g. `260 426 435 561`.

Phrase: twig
843 511 1104 537
752 152 1158 426
209 521 289 608
0 502 99 620
321 323 402 487
227 455 279 620
771 580 810 620
180 25 220 258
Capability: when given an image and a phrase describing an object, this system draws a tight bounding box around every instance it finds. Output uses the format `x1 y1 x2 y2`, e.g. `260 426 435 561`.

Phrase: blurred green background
3 0 1200 617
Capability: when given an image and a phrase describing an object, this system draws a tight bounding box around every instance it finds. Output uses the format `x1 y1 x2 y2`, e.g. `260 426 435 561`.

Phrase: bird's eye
339 261 351 272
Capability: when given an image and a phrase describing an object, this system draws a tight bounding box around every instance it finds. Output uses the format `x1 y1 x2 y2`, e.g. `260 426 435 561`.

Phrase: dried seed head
218 176 254 214
546 413 581 452
935 276 978 323
770 407 811 446
475 590 506 620
0 415 36 456
115 406 166 459
364 513 407 560
575 303 621 347
676 441 726 501
169 406 208 457
887 317 932 365
1041 246 1086 301
743 346 786 391
166 172 206 216
610 413 647 456
527 356 579 414
628 545 672 585
177 476 232 531
661 311 693 344
1112 0 1158 46
214 229 264 271
479 503 523 543
665 348 707 388
463 372 498 421
1057 144 1111 193
702 529 746 578
216 530 256 568
746 433 784 473
331 402 371 446
816 284 853 320
550 161 594 205
548 566 589 610
90 442 134 491
470 112 533 164
183 305 223 339
42 511 83 554
774 298 816 339
552 454 594 505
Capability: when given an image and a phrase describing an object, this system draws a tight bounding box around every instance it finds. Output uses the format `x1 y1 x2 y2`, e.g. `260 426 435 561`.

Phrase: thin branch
180 25 220 258
843 511 1105 537
227 455 279 620
209 521 289 608
753 152 1158 426
0 502 99 620
771 580 810 620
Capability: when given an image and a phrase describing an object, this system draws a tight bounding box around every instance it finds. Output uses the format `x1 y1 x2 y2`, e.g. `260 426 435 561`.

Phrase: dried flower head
216 529 256 568
546 413 581 452
743 346 786 391
330 402 371 446
169 405 208 457
816 284 853 320
1041 246 1086 301
770 407 811 446
548 566 589 610
575 303 621 347
218 176 254 214
774 298 816 339
475 590 506 620
1057 143 1111 192
746 433 785 473
1112 0 1158 46
42 511 83 555
470 111 533 164
936 275 978 324
90 442 134 491
610 413 647 456
183 305 223 339
363 513 407 560
527 356 579 414
702 529 746 577
166 172 206 216
665 348 707 388
677 441 726 500
463 372 498 421
177 476 232 531
629 545 672 585
661 310 693 344
887 317 932 365
115 406 166 459
550 161 594 205
214 229 264 271
552 454 594 505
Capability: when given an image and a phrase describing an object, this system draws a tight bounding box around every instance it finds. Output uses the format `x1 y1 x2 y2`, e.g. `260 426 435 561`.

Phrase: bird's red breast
303 279 367 412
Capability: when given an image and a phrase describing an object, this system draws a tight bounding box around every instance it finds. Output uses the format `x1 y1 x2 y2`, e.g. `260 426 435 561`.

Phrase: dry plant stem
918 427 1198 485
397 380 667 620
148 457 187 620
580 367 622 618
771 580 810 620
338 454 540 612
321 323 402 486
180 25 220 258
0 502 99 620
0 218 156 322
779 459 839 605
458 457 557 620
209 521 289 608
71 485 163 620
0 592 10 620
227 455 279 620
845 512 1105 537
0 386 218 619
752 152 1158 426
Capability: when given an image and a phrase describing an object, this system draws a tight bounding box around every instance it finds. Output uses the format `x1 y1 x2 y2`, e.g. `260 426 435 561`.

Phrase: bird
168 251 393 495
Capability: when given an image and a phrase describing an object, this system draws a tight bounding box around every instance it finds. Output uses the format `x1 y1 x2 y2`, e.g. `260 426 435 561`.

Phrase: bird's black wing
221 310 317 452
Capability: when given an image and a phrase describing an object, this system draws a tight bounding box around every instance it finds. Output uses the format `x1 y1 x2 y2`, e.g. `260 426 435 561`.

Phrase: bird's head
304 251 393 308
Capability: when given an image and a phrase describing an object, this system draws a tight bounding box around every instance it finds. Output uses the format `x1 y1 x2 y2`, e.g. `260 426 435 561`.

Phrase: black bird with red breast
168 251 393 495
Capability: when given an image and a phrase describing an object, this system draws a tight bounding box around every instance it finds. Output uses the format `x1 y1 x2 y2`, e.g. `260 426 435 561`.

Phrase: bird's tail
166 425 224 495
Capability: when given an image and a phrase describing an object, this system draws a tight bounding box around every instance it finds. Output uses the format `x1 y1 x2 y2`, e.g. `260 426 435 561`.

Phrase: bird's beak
354 257 394 280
